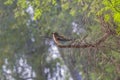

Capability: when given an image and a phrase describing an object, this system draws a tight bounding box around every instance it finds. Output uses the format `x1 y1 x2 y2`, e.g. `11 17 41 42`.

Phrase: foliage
0 0 120 80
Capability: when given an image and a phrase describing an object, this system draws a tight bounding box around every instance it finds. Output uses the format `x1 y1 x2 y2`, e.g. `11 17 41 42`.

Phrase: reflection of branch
53 32 110 48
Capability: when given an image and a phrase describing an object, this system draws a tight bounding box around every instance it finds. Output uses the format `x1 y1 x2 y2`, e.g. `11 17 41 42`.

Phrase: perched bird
52 32 73 45
52 32 72 41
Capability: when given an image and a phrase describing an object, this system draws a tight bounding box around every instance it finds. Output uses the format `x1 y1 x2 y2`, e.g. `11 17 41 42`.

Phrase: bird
52 32 73 45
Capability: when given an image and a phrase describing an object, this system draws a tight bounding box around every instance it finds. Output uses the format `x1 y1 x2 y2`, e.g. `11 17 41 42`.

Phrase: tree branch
55 33 110 48
53 15 116 48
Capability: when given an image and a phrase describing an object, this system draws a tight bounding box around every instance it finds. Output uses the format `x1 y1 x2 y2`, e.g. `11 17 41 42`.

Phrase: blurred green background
0 0 120 80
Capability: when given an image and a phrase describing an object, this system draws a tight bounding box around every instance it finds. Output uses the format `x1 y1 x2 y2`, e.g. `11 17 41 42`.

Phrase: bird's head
52 32 58 35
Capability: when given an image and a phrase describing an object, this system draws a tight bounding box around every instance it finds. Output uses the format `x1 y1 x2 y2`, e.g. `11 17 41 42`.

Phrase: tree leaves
34 9 42 20
4 0 14 5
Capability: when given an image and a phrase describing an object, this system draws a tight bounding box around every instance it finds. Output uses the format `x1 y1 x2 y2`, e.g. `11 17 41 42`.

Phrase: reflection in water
2 56 36 80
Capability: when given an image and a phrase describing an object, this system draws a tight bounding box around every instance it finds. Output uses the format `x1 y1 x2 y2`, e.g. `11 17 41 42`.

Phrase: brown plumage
52 32 73 44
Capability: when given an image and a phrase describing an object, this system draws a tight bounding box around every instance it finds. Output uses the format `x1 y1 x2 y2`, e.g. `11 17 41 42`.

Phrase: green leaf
70 9 76 16
114 12 120 22
52 0 57 5
33 9 42 20
62 3 69 10
4 0 14 5
17 0 28 9
104 14 110 22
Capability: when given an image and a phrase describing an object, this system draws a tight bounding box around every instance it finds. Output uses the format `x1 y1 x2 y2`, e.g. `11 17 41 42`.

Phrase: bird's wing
56 34 73 41
53 33 74 46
